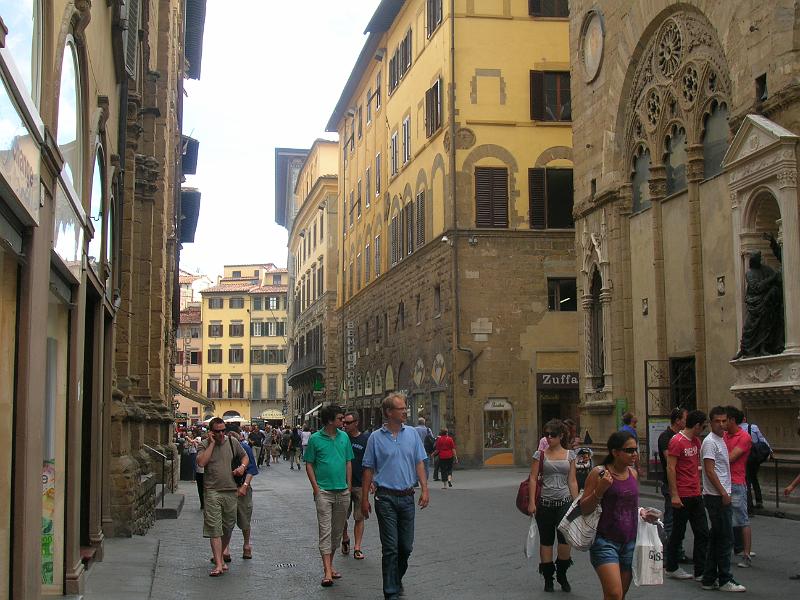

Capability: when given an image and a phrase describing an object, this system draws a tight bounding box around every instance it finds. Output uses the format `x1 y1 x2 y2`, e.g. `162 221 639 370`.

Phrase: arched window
4 0 42 103
58 38 83 196
702 101 729 179
631 147 652 213
589 269 604 390
665 125 687 195
106 190 115 291
88 149 104 271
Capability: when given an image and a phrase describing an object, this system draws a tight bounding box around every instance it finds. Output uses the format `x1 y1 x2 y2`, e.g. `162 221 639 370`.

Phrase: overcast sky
180 1 377 277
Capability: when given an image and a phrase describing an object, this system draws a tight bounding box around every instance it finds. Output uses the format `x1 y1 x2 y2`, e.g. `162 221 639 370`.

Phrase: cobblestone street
85 463 800 599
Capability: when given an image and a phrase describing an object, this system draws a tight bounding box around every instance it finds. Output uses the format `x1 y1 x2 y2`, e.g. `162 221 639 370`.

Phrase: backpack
747 423 771 466
424 429 436 454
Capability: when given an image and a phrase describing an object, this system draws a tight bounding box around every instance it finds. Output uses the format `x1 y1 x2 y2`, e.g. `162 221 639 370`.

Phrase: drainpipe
449 0 474 397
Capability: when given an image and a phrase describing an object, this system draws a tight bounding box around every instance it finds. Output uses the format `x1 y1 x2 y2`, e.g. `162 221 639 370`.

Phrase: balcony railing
287 352 325 381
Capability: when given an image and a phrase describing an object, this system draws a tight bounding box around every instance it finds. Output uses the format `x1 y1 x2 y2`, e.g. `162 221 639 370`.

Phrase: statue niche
734 242 784 358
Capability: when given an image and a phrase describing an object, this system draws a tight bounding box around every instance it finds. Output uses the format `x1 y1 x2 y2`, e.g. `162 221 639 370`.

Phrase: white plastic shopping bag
525 517 538 559
632 512 663 586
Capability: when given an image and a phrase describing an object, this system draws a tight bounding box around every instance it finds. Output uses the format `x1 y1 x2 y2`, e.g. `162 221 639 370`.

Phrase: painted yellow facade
200 265 288 421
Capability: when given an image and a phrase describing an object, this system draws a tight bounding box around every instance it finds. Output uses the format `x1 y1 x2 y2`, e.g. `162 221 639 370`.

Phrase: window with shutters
390 216 399 265
207 378 222 399
229 323 244 337
230 297 244 309
528 0 569 17
251 376 262 400
251 348 265 364
269 296 278 310
402 117 411 163
366 89 372 124
404 203 414 255
208 297 223 309
208 323 223 337
375 153 382 194
229 348 244 363
357 105 363 139
357 179 362 219
252 296 262 311
251 321 264 337
474 167 509 228
530 71 571 122
267 376 278 400
425 79 442 137
267 321 277 337
427 0 443 37
365 167 371 207
528 168 574 229
208 348 222 363
547 278 577 311
190 351 201 365
124 0 141 78
391 133 399 176
375 234 382 276
365 243 371 282
228 378 244 399
376 71 382 110
416 191 426 246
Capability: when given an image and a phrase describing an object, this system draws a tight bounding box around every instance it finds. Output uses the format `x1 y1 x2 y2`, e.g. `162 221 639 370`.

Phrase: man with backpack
414 417 436 482
742 415 772 512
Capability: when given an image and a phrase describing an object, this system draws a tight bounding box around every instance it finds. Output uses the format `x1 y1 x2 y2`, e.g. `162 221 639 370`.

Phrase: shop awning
170 377 215 409
305 403 323 418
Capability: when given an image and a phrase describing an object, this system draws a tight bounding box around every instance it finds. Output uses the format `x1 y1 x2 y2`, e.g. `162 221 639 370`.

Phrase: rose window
657 22 682 78
682 66 699 103
646 90 661 126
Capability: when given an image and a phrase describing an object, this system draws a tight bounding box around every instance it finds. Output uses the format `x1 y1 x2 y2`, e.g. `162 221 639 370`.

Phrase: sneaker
695 575 703 581
666 568 694 580
737 556 752 568
735 551 756 558
719 581 746 592
701 582 720 590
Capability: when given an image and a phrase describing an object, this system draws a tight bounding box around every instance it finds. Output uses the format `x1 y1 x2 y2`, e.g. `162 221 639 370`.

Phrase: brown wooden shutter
529 168 546 229
416 192 425 246
530 71 544 120
197 351 202 365
492 168 509 227
177 351 184 364
475 167 494 227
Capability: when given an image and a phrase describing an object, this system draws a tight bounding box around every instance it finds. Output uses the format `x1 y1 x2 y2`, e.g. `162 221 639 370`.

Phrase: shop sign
0 76 40 225
537 372 579 389
484 398 512 411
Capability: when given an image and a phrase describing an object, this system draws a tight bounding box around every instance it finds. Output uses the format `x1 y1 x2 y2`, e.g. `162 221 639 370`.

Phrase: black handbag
747 423 771 466
229 437 246 487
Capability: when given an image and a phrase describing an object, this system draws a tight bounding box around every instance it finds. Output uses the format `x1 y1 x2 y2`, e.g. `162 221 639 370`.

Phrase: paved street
86 463 800 599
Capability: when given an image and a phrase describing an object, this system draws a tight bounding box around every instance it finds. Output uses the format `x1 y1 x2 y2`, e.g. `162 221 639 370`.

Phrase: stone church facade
569 0 800 466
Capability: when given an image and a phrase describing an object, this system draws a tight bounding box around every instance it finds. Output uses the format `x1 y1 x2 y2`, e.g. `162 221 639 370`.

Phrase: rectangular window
252 296 262 311
375 71 382 110
357 179 362 219
190 351 201 365
356 253 362 290
402 116 411 163
208 323 223 337
529 168 574 229
365 167 371 207
208 297 223 309
320 212 324 239
251 321 264 337
390 215 399 266
191 326 200 338
425 79 442 137
191 406 199 415
229 323 244 337
276 321 285 337
207 378 222 399
229 348 244 363
229 297 244 309
389 53 398 93
416 191 425 247
366 88 372 124
318 264 324 295
357 105 363 139
365 243 371 282
207 348 222 363
475 167 509 228
272 274 281 285
404 203 414 255
530 71 571 122
529 0 569 18
189 380 199 392
228 378 244 399
349 190 354 226
434 284 441 315
375 234 382 277
251 348 265 364
390 133 398 175
267 321 276 336
375 153 382 194
427 0 443 36
547 278 577 311
232 270 241 278
267 376 277 400
269 296 278 310
251 376 262 400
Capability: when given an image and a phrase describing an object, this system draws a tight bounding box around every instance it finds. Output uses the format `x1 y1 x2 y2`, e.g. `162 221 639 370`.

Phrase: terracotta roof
202 283 255 293
180 308 201 324
250 285 288 293
179 275 197 284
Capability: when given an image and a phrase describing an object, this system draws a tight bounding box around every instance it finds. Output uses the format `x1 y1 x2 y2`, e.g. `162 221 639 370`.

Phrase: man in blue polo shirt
361 393 429 600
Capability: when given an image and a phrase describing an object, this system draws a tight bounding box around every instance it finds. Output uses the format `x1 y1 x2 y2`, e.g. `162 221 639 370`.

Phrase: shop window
703 101 729 179
4 0 43 103
484 406 512 449
88 150 105 273
547 278 577 311
631 148 652 213
529 168 574 229
665 125 687 195
58 38 84 195
0 252 17 591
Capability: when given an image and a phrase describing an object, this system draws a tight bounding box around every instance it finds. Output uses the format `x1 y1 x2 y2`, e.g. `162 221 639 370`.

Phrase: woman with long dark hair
580 431 641 600
528 419 579 592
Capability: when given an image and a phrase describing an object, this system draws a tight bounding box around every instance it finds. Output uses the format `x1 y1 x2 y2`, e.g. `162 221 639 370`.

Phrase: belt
539 497 573 508
376 486 415 497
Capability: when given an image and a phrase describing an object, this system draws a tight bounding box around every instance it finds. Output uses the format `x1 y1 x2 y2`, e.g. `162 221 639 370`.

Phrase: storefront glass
484 409 512 449
87 151 103 273
57 39 82 196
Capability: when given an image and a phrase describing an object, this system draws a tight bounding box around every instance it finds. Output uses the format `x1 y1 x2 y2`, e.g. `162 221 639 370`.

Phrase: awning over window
304 403 323 418
170 377 214 409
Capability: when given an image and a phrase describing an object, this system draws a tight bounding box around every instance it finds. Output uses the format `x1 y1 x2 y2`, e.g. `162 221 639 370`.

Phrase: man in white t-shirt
300 425 312 462
700 406 745 592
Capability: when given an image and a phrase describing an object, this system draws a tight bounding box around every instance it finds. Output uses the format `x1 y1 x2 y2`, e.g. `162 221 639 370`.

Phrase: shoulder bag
747 423 771 466
515 452 545 516
230 437 246 487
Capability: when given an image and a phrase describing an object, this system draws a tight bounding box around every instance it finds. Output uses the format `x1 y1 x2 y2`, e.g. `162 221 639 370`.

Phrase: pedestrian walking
665 409 709 581
700 406 745 592
289 426 302 470
658 407 689 561
581 431 649 600
270 428 281 463
433 428 458 489
361 393 429 600
341 411 370 559
724 405 753 568
222 422 258 561
304 405 353 587
527 419 578 593
188 428 205 510
413 417 435 481
281 427 291 461
195 417 249 577
301 425 312 462
743 415 772 511
248 425 265 466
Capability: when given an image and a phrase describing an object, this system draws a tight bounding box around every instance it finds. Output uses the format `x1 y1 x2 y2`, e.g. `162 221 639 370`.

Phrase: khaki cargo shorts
203 489 237 538
237 487 253 530
347 486 365 521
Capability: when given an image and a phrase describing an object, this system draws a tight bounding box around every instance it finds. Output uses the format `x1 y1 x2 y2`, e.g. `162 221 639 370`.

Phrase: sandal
341 538 350 555
209 568 224 577
209 555 232 564
332 571 342 579
242 546 252 559
354 549 365 560
321 578 334 587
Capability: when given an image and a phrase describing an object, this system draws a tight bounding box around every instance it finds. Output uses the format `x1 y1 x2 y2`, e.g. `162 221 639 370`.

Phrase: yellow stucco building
328 1 577 465
200 264 289 421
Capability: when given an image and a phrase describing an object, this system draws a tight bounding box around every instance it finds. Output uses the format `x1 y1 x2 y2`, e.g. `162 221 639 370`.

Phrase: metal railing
287 352 325 380
143 444 169 508
770 457 800 511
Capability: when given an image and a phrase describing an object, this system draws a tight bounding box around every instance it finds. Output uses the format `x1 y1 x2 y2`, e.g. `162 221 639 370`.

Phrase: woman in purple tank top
580 431 644 600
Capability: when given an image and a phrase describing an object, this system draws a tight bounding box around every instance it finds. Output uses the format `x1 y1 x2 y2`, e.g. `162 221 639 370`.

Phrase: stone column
687 145 707 407
581 293 595 390
648 166 669 363
777 169 800 352
599 287 613 390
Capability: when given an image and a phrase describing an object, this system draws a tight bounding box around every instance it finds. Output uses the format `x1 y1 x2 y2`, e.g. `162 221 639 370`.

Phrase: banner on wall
41 459 55 584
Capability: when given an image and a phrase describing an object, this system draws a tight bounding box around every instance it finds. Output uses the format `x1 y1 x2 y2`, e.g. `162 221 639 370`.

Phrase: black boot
539 562 556 592
556 558 573 592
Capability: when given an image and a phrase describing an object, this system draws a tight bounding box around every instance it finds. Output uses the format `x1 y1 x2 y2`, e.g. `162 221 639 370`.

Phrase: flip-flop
209 555 232 564
242 547 252 559
354 550 365 560
341 538 350 555
332 571 342 579
321 578 334 587
209 568 224 577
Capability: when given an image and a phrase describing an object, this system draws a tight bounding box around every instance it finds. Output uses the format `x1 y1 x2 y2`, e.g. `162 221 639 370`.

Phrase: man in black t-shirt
341 411 371 559
658 407 688 560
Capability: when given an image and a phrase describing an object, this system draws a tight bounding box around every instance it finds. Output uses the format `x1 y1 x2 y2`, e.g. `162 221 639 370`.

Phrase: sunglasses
342 420 355 425
545 432 560 438
212 429 226 434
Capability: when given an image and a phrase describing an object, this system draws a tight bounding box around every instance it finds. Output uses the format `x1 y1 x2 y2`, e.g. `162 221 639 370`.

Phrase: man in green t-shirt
304 404 353 587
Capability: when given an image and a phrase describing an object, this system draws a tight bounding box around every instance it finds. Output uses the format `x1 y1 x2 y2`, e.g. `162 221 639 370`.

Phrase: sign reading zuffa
537 372 579 389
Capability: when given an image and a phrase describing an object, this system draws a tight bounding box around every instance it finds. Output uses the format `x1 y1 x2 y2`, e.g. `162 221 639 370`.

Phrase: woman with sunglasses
528 419 579 592
581 431 642 600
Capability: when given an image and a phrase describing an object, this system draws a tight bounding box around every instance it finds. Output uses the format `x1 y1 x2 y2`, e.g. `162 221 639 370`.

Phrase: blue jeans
375 493 415 599
702 495 733 586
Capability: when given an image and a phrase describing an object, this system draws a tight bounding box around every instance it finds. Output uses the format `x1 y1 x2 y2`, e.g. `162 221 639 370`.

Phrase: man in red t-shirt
725 405 753 567
665 410 709 580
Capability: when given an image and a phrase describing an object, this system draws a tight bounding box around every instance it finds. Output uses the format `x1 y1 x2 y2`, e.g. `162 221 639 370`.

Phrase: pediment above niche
723 114 798 169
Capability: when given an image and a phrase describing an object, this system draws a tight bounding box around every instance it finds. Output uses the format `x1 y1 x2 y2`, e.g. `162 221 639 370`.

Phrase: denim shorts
731 483 749 527
589 535 636 572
